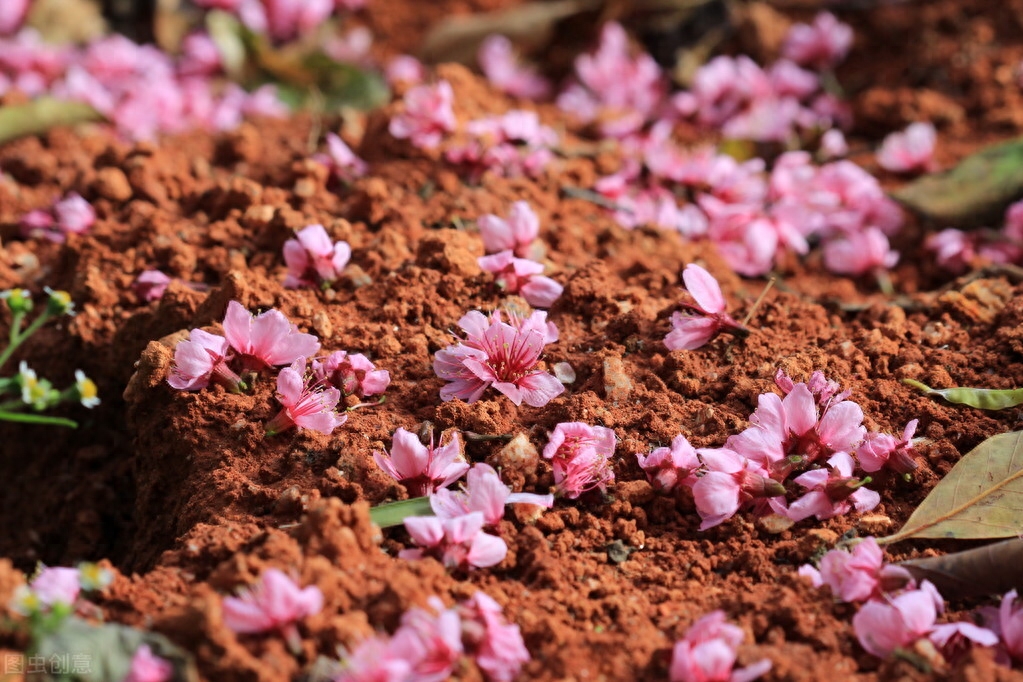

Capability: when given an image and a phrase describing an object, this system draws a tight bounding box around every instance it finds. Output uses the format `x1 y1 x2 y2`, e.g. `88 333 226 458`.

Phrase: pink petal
515 371 565 407
521 277 563 308
682 264 725 313
665 314 718 351
467 531 508 568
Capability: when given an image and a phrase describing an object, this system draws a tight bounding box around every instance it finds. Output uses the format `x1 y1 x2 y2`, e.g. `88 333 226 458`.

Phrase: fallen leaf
878 430 1023 543
0 98 103 145
896 537 1023 600
891 136 1023 228
902 378 1023 411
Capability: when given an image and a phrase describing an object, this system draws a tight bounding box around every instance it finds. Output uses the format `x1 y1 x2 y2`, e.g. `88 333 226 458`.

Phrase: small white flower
74 370 100 408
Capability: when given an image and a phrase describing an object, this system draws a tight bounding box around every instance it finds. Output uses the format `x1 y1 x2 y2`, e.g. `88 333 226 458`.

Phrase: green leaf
878 430 1023 543
0 98 103 145
891 136 1023 228
902 378 1023 410
34 616 197 682
369 496 434 529
0 410 77 428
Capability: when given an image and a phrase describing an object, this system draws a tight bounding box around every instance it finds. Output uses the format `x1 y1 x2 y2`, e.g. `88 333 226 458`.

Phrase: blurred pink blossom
0 0 30 35
312 132 367 183
459 592 531 682
311 350 389 398
261 0 334 42
877 122 938 173
283 223 351 289
665 264 748 351
124 645 173 682
856 419 918 474
335 635 412 682
222 300 320 368
669 610 771 682
24 566 81 611
401 512 507 570
133 270 172 302
819 129 848 159
373 427 468 497
431 462 553 527
636 434 703 493
478 34 550 99
822 226 899 276
385 54 425 86
996 589 1023 664
19 193 95 243
782 12 854 71
478 201 541 256
391 598 465 682
477 250 562 308
222 568 323 652
389 80 457 149
852 582 943 658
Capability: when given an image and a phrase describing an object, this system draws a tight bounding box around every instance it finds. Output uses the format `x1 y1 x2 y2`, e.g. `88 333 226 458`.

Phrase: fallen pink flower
669 610 771 682
260 0 334 42
853 581 943 658
806 537 913 603
822 227 899 276
0 0 30 35
283 223 352 289
11 566 82 614
313 132 368 183
374 427 468 497
222 300 321 368
542 422 616 499
636 434 703 493
478 34 551 99
133 270 172 302
401 512 508 570
877 122 938 174
996 589 1023 664
856 419 919 474
385 54 426 86
432 462 553 526
478 250 563 308
819 129 848 159
311 350 389 398
459 592 531 682
168 328 244 392
690 449 785 530
19 193 96 243
433 310 563 407
222 568 323 652
179 32 222 77
478 201 541 257
665 264 748 351
335 634 412 682
782 12 854 71
124 645 173 682
265 360 346 435
928 621 998 664
389 80 457 149
390 598 465 682
782 452 879 522
926 228 976 274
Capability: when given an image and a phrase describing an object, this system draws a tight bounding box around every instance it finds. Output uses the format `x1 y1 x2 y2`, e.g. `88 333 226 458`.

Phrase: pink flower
373 427 468 497
0 0 29 35
856 420 918 474
168 328 244 392
478 250 562 308
313 133 367 183
385 54 425 86
822 227 899 276
401 512 508 570
222 568 323 652
179 32 222 77
542 422 616 499
669 610 772 682
133 270 172 302
782 12 854 71
636 434 703 492
853 582 943 658
390 598 465 682
431 463 553 526
690 449 784 530
877 122 938 173
389 80 456 149
997 589 1023 663
782 452 879 522
20 566 82 612
665 264 748 351
478 35 550 99
809 538 913 603
820 129 848 159
459 592 531 682
926 228 975 273
311 351 389 398
222 300 321 368
265 360 346 435
261 0 334 42
478 201 541 257
19 193 95 243
433 310 563 407
283 224 351 289
336 635 413 682
124 645 173 682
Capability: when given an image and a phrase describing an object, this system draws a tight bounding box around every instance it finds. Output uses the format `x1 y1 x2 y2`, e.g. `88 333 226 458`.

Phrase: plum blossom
819 129 848 159
432 463 553 526
433 310 563 407
665 264 748 351
877 122 938 173
390 598 465 682
168 329 244 392
636 434 703 493
856 419 919 474
313 133 367 183
373 427 468 497
265 360 346 435
478 251 562 308
124 645 173 682
690 449 785 530
389 80 456 149
222 568 323 652
478 201 541 257
669 611 771 682
995 590 1023 664
0 0 30 35
11 566 81 615
542 422 616 498
459 592 531 682
19 193 96 243
401 511 507 570
259 0 334 42
283 223 352 289
799 538 912 603
782 12 854 71
822 227 899 276
780 451 879 522
386 54 425 86
335 634 413 682
852 582 944 658
133 270 172 302
222 300 321 368
311 350 389 398
447 110 558 179
478 34 550 99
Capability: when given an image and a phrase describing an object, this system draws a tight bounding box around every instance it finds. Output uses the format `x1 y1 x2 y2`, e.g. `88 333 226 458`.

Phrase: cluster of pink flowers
193 0 366 44
337 593 529 682
433 310 563 407
478 34 551 100
221 568 323 653
669 611 771 682
0 30 286 141
637 369 917 529
389 80 457 149
799 540 1000 663
542 422 617 499
19 193 95 244
927 198 1023 273
664 264 748 351
282 224 351 289
446 110 559 180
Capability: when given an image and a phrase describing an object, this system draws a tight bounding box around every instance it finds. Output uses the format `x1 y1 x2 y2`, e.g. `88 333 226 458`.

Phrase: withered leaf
896 537 1023 600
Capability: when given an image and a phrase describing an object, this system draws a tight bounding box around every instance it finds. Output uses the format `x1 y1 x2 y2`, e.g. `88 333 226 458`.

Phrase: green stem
0 411 77 428
0 311 53 371
368 496 434 529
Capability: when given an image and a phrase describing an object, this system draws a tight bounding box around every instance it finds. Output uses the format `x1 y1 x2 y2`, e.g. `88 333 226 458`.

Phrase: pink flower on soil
265 360 346 435
133 270 172 302
478 201 541 257
926 228 975 274
822 227 899 276
336 634 412 682
820 129 848 159
13 566 82 614
433 310 563 407
168 328 244 392
478 34 550 99
877 122 938 173
313 132 367 182
665 264 748 351
0 0 29 35
852 581 943 658
261 0 334 42
690 449 785 530
385 54 425 86
373 427 469 497
311 350 389 398
478 250 562 308
53 193 95 236
401 512 508 570
432 463 553 526
283 223 351 289
856 419 918 474
124 645 173 682
782 12 854 71
222 568 323 652
807 537 912 603
389 80 456 149
222 300 321 368
636 434 703 492
996 589 1023 663
459 592 531 682
543 421 616 498
669 610 772 682
781 452 879 522
390 598 465 682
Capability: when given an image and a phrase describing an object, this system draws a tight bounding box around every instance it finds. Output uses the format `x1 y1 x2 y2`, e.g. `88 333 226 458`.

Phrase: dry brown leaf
897 538 1023 600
